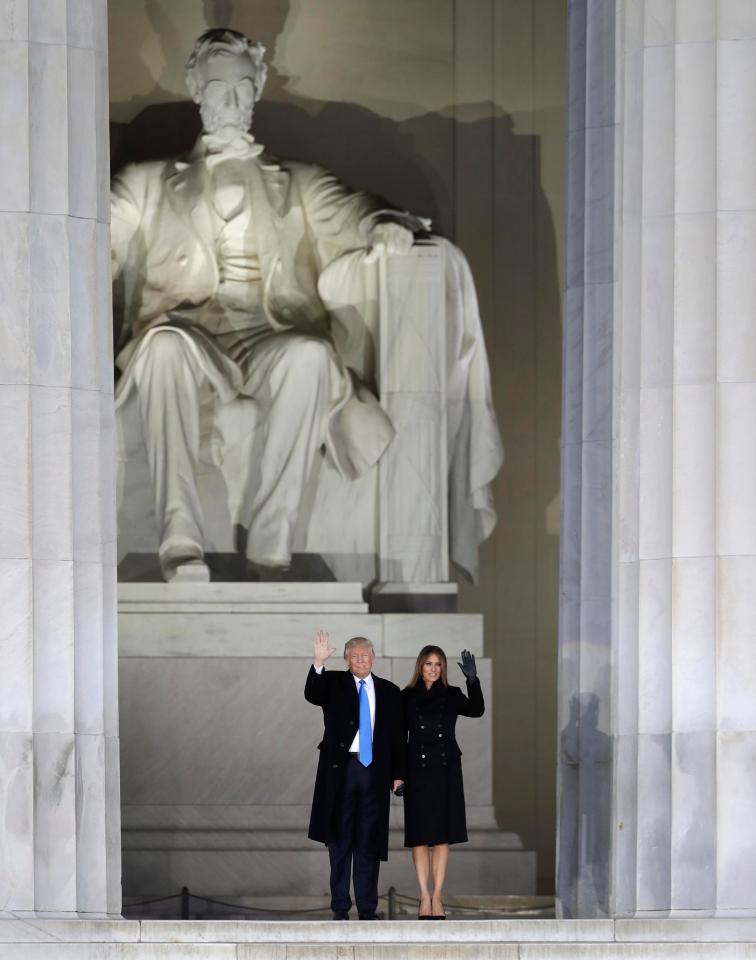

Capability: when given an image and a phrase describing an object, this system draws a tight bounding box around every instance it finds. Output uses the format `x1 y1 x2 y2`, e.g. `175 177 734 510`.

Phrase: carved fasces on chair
377 245 448 584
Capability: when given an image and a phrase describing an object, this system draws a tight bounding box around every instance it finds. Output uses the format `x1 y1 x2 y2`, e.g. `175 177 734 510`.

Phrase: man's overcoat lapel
343 670 359 727
372 676 384 746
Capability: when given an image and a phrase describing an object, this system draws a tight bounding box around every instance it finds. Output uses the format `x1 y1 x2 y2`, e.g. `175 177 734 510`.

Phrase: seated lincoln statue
112 28 502 584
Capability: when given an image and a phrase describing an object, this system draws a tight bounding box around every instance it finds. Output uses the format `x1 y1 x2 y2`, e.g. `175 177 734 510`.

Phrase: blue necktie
358 679 373 767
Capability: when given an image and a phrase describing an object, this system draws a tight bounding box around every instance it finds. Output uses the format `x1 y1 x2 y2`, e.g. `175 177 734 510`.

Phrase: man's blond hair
343 636 375 658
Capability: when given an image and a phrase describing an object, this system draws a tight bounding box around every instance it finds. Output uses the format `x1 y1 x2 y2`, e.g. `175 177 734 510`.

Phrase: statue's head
185 29 268 140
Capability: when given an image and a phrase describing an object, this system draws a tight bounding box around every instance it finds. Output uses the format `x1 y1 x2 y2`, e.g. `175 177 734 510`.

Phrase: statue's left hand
364 222 414 264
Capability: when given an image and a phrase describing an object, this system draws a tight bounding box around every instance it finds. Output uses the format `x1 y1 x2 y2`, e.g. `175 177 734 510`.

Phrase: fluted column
0 1 120 915
559 0 756 918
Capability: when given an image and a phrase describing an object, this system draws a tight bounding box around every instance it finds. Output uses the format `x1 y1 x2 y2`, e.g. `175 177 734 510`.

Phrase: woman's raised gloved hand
457 649 478 682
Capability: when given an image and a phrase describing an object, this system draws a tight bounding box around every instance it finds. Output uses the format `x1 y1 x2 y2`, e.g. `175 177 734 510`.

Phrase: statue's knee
143 332 190 370
284 337 333 377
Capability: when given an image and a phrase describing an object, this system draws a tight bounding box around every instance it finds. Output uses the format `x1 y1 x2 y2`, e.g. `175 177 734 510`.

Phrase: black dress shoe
332 910 350 920
358 912 379 920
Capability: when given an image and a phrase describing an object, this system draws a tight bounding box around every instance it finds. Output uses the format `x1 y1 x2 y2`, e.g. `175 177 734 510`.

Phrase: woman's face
421 654 443 685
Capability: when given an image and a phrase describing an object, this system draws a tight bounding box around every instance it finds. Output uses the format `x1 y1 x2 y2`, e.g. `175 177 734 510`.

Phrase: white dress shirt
349 671 375 752
314 665 375 751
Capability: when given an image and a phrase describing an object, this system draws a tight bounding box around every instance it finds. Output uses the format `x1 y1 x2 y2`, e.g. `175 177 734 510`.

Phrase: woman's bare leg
430 844 449 916
411 846 432 916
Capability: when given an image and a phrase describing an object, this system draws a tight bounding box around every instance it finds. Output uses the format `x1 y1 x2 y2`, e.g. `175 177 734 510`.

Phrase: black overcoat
305 666 405 861
401 678 485 847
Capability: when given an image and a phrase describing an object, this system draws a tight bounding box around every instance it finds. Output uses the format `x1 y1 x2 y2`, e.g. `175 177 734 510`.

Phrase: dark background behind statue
108 0 566 895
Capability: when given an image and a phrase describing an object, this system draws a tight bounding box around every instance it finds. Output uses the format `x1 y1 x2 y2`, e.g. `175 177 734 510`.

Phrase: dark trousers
328 755 380 916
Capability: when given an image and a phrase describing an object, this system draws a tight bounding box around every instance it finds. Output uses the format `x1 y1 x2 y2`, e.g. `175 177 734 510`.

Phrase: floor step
1 917 756 958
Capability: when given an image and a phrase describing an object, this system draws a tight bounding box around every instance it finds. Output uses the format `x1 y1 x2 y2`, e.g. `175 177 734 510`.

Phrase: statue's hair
343 637 375 658
185 28 268 103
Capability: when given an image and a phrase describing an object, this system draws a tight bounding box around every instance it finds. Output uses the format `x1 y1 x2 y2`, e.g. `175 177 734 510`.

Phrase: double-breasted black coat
401 678 485 847
305 666 405 861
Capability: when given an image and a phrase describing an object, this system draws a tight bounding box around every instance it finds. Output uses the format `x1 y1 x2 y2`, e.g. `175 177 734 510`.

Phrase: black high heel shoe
418 898 433 919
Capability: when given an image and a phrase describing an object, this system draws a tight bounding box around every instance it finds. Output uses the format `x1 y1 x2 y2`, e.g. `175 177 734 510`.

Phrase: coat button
349 720 354 726
438 734 443 738
339 742 344 748
421 754 426 759
420 725 425 730
332 763 339 768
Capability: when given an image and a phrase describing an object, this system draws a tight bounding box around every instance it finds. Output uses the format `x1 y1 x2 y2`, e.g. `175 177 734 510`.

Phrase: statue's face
195 51 257 139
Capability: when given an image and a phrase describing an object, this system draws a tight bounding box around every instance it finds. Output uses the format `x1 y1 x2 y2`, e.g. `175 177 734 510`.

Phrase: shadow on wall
111 95 452 233
109 0 545 242
557 692 611 918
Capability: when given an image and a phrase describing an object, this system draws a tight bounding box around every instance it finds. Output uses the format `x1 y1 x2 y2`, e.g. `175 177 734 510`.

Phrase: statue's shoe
160 537 208 583
165 559 211 583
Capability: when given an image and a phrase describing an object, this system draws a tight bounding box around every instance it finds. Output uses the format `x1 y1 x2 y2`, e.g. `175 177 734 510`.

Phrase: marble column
559 0 756 918
0 1 120 915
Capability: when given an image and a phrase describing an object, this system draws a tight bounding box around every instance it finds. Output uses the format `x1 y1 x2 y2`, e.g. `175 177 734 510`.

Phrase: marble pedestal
117 583 535 907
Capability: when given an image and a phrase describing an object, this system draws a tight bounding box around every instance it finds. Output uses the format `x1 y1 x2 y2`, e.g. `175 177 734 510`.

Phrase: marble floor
0 918 755 958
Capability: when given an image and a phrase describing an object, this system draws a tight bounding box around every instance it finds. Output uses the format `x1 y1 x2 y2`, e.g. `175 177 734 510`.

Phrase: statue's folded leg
241 333 341 567
130 330 209 580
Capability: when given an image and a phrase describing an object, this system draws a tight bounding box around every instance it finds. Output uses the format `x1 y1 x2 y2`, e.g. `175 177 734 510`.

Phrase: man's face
346 646 374 679
195 51 256 139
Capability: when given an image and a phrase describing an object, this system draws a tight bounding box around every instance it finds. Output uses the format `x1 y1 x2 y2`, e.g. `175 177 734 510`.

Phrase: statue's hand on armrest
364 221 415 264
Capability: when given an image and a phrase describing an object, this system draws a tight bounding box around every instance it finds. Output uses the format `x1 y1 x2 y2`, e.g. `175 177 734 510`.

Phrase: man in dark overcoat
305 630 404 920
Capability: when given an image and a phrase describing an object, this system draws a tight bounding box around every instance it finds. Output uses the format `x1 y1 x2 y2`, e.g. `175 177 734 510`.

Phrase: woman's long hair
405 645 448 688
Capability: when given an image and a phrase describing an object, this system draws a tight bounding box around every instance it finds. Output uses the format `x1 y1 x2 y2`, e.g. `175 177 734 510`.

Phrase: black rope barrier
124 887 554 919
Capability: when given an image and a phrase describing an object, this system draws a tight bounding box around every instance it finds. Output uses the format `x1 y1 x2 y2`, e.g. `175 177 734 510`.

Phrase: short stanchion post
388 886 397 920
181 886 190 920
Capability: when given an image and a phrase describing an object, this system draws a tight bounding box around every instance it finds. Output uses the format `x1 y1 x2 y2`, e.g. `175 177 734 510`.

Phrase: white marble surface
717 212 756 385
117 584 483 657
558 3 618 921
0 0 119 915
114 41 501 585
118 652 490 806
0 918 751 959
116 602 504 903
119 583 366 606
0 916 753 946
378 247 448 583
558 0 756 923
674 214 715 384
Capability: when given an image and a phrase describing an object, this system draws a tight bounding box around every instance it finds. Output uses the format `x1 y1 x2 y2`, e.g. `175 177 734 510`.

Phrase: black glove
457 649 478 682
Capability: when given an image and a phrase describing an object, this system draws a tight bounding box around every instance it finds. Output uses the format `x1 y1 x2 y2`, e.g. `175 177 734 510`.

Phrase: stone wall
107 0 568 893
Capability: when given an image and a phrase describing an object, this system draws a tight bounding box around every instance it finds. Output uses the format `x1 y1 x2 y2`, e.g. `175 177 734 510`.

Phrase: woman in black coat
401 645 484 919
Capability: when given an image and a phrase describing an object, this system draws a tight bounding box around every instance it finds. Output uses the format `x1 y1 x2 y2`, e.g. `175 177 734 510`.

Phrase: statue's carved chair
116 244 451 591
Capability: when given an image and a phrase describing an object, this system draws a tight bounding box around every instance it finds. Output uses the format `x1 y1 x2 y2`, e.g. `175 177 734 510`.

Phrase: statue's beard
199 101 254 140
